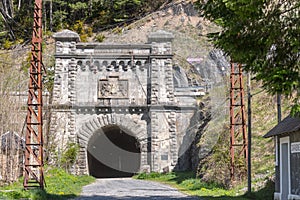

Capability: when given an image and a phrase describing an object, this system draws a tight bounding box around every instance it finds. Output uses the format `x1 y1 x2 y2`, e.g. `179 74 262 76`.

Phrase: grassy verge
0 167 95 200
134 171 274 200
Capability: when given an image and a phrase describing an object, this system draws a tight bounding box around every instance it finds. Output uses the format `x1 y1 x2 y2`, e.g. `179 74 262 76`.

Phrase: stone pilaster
168 111 178 165
68 58 77 104
76 147 88 175
52 30 80 104
139 140 150 172
150 112 159 171
150 59 159 104
148 30 174 105
70 41 77 54
148 31 176 172
165 59 175 103
52 58 63 104
67 111 76 142
66 58 77 143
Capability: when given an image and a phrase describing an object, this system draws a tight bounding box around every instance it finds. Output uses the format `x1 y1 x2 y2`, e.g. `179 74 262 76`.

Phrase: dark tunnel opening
87 125 141 178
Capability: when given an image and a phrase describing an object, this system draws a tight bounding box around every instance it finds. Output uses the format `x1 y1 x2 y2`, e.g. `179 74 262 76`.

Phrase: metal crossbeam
24 0 45 189
229 62 248 182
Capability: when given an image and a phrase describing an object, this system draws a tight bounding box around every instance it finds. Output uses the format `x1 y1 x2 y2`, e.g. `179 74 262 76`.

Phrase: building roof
264 115 300 138
1 131 24 150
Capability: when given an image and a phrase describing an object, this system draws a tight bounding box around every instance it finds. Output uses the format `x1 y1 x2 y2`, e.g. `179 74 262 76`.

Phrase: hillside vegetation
0 0 169 47
197 86 290 189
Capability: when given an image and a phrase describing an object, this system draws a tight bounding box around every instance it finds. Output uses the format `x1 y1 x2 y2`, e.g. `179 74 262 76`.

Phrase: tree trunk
8 0 13 17
43 0 46 32
1 0 13 18
89 0 92 17
0 7 16 40
50 0 52 31
18 0 21 10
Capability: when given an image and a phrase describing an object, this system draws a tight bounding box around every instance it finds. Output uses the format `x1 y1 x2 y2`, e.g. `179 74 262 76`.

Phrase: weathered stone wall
50 29 202 175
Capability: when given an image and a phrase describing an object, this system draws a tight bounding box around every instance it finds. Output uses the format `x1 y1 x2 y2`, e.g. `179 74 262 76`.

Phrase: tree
89 0 143 30
0 0 164 43
196 0 300 115
0 0 16 40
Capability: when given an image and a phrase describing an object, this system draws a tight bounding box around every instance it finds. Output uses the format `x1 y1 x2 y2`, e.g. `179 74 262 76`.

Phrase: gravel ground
75 178 200 200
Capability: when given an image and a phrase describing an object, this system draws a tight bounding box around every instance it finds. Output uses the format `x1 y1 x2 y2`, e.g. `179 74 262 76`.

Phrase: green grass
134 171 274 200
0 167 95 200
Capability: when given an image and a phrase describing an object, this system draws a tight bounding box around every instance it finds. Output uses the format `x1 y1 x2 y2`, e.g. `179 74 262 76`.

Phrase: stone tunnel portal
87 125 141 178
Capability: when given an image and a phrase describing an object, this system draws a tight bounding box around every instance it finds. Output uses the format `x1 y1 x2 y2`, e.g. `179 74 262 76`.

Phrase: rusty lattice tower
23 0 45 189
229 62 247 181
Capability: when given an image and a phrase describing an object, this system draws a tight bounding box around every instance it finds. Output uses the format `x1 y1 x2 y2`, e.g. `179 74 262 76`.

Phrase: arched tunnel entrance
87 125 141 178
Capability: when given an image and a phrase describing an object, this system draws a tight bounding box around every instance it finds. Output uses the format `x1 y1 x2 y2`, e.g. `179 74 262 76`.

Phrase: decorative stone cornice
148 30 174 43
53 29 80 42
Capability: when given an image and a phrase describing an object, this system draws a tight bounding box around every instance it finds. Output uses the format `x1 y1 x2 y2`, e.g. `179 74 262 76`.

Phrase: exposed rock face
173 65 189 87
195 49 229 85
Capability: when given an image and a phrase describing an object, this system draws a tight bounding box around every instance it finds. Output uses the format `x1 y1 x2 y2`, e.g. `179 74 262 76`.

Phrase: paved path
76 178 200 200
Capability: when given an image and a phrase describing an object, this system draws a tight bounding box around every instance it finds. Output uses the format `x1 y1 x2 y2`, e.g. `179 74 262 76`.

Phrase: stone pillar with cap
53 29 80 55
148 30 177 172
52 29 80 104
49 30 81 165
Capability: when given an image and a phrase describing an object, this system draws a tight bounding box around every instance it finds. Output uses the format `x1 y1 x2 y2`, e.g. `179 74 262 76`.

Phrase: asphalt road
76 178 200 200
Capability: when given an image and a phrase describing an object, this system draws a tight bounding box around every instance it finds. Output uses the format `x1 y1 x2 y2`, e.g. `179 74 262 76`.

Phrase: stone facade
50 30 204 175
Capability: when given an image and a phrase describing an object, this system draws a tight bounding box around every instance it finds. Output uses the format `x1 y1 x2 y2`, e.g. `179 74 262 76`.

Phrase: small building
0 131 24 183
264 116 300 200
1 131 24 153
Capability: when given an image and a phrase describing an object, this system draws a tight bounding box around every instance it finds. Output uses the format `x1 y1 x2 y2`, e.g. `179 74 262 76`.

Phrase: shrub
135 172 161 179
60 143 79 171
3 39 13 49
95 34 105 42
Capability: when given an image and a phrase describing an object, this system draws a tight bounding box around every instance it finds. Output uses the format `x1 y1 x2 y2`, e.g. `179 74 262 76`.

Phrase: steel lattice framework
229 62 248 181
23 0 45 189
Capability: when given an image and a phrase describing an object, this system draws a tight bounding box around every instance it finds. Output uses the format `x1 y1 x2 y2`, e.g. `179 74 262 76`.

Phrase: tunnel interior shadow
87 125 141 178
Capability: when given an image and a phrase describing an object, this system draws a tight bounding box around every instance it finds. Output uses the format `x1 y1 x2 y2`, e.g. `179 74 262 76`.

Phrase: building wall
290 131 300 195
50 30 201 175
0 132 24 184
275 132 300 199
276 136 280 193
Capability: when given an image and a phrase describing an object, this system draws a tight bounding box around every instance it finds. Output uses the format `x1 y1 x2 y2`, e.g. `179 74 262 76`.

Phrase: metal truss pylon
229 62 248 182
23 0 45 189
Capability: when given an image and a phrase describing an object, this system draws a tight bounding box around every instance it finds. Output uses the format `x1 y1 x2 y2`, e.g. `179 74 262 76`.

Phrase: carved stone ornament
98 77 128 98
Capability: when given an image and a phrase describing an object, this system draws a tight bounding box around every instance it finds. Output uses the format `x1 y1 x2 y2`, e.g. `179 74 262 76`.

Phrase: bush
60 143 79 171
135 172 161 179
71 20 91 42
95 34 105 42
196 126 235 188
3 39 13 49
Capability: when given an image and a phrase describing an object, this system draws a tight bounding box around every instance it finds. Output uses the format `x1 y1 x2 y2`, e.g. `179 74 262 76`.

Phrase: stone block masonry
50 29 203 175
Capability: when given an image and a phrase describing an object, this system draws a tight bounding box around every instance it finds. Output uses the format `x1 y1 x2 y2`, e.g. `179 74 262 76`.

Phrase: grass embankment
134 171 274 200
0 168 95 200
